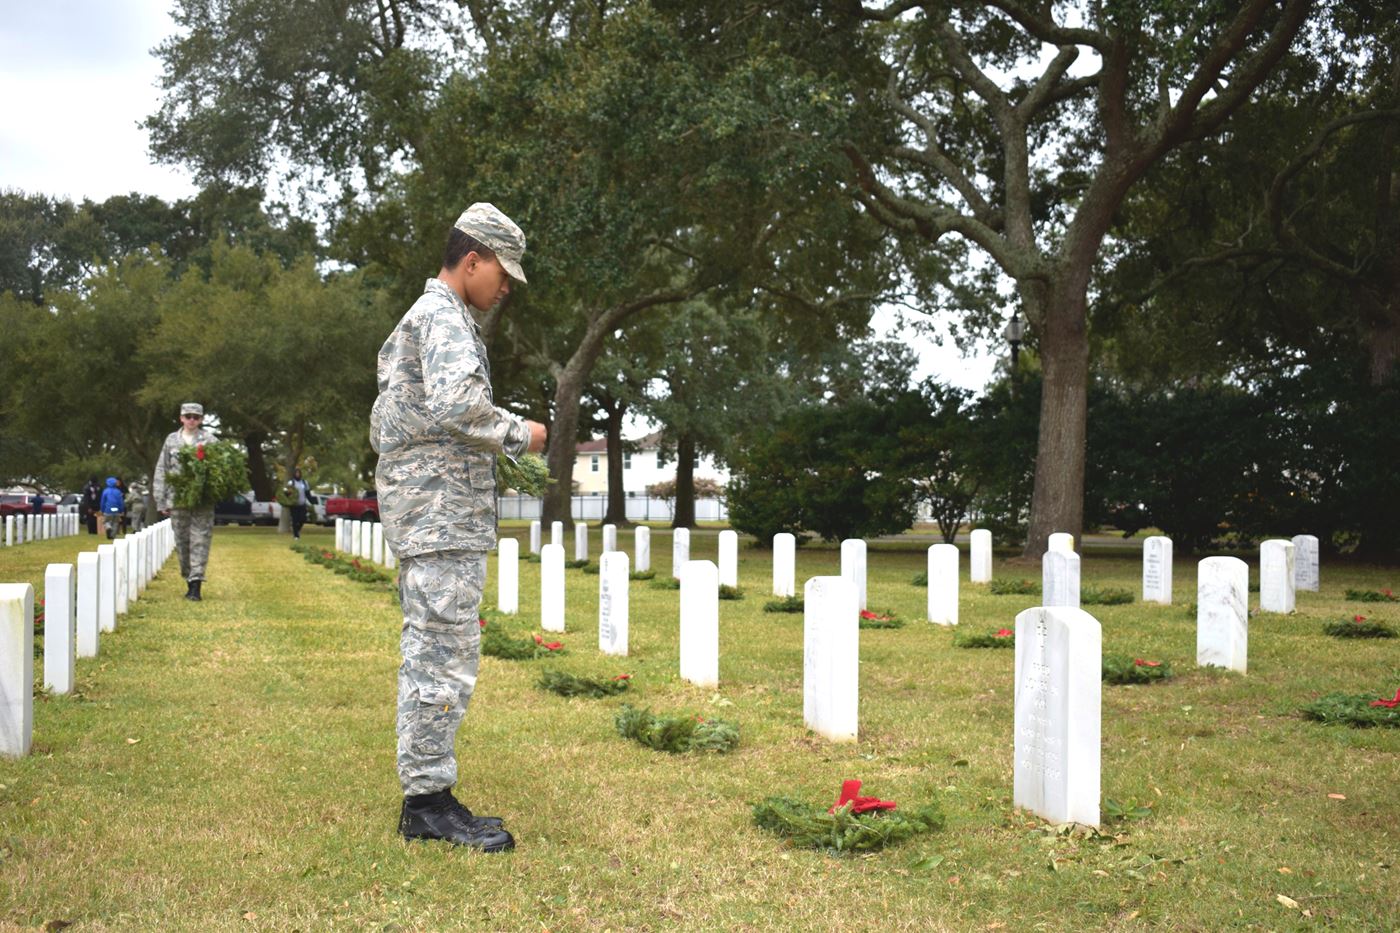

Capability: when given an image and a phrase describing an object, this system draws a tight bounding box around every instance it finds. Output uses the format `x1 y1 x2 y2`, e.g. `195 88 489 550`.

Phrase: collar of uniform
423 278 482 334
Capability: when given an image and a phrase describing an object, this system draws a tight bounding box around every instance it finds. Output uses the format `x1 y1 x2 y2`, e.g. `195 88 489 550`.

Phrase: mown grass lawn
1 525 1397 931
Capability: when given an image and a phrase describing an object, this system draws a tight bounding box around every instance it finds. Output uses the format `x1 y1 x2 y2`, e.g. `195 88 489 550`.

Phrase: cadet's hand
525 420 547 454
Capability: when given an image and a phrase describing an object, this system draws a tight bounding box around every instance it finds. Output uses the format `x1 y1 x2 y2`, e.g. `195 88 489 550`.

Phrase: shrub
1102 655 1172 685
1082 585 1134 606
763 595 804 613
989 578 1039 595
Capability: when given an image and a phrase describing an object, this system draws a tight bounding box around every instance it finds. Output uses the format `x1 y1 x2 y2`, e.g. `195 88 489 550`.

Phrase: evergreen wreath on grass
481 628 565 660
1102 655 1172 685
614 705 739 753
566 558 590 569
719 584 745 600
536 670 632 698
292 543 393 586
1345 588 1397 603
170 441 250 510
1082 585 1134 606
954 627 1016 648
582 563 601 575
763 595 804 613
859 609 904 629
630 570 656 581
496 453 551 496
911 572 927 587
1322 615 1397 638
653 577 681 590
989 578 1039 595
1300 688 1400 728
752 780 945 854
526 553 542 563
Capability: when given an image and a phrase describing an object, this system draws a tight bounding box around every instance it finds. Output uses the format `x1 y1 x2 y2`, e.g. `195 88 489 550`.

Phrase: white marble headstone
76 553 99 658
803 575 859 741
970 528 992 583
840 539 867 610
540 543 565 633
672 528 690 578
0 584 35 757
43 564 76 695
1259 539 1296 613
772 533 795 597
351 522 363 560
372 524 384 565
113 538 129 615
4 515 12 547
679 560 719 687
550 521 563 549
718 530 738 588
927 543 959 625
602 523 617 554
97 544 116 633
1197 556 1248 672
1142 536 1172 604
575 522 589 563
1048 532 1075 554
1042 550 1080 608
497 537 519 614
634 526 651 573
1014 605 1101 828
598 551 629 657
529 520 541 554
1291 534 1319 592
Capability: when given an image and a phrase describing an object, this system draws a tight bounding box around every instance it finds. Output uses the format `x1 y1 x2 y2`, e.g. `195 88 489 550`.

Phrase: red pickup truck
324 491 379 522
0 493 57 517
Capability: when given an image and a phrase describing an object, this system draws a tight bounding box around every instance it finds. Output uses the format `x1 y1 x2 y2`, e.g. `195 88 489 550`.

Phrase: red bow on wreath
195 444 206 461
830 779 897 815
1369 688 1400 709
993 628 1014 638
1133 659 1161 667
532 633 562 651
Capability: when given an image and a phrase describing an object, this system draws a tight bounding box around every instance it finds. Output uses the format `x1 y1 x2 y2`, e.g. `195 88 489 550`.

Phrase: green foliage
566 559 591 570
1081 585 1134 606
988 579 1039 595
911 572 927 587
1322 617 1397 639
763 596 804 614
1102 798 1155 823
1346 589 1398 603
613 705 739 754
170 441 250 509
629 570 656 581
582 563 601 575
1102 655 1173 685
1299 693 1400 728
718 585 744 601
292 542 392 586
536 671 632 698
482 628 566 661
859 610 903 629
751 797 945 855
652 577 681 590
497 454 551 497
954 629 1016 649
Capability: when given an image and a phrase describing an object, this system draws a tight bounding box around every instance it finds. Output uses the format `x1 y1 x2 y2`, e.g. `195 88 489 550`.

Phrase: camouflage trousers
396 550 485 796
171 507 215 581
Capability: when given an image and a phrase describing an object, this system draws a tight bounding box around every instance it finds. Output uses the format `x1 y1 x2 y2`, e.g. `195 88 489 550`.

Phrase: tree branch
982 0 1113 55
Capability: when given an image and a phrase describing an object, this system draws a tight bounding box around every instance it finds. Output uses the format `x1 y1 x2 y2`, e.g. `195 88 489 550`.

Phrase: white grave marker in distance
1197 556 1248 672
840 539 868 610
76 553 99 658
1142 536 1173 604
1042 550 1080 608
679 560 719 687
718 530 739 588
113 538 129 615
634 526 651 573
1013 605 1101 828
1291 534 1319 592
1259 539 1296 613
1047 532 1075 554
772 533 795 598
497 538 519 614
672 528 690 579
97 544 117 633
575 522 589 563
540 543 565 633
970 528 992 583
598 551 629 657
803 576 858 741
927 543 959 625
602 524 617 555
0 583 35 757
529 520 542 554
43 564 76 695
550 521 563 549
372 524 385 565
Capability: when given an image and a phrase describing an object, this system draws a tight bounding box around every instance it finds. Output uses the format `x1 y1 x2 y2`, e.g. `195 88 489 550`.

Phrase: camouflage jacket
152 427 218 512
371 278 530 558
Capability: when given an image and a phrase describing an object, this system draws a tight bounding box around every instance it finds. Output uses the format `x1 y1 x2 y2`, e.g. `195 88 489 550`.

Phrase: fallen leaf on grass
1277 867 1292 874
125 738 139 745
44 921 73 932
242 912 257 921
908 854 944 872
1276 894 1300 910
1327 793 1346 800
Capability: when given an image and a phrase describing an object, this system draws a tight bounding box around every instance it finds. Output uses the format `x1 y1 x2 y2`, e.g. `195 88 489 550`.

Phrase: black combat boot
399 790 513 852
186 580 202 601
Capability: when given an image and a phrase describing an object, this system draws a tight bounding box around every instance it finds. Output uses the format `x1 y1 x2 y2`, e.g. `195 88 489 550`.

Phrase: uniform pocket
411 683 459 756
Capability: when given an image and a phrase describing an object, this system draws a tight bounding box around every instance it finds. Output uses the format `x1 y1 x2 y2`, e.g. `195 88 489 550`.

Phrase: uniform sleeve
153 439 170 511
419 307 528 454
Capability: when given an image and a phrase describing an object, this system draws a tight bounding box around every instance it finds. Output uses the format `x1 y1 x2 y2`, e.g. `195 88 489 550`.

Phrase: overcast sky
0 0 1001 391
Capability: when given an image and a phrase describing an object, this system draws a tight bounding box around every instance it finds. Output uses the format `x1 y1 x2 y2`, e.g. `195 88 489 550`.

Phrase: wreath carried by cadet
169 441 250 510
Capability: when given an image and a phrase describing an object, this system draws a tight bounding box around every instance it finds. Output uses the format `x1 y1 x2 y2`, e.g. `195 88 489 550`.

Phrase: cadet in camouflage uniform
371 203 547 853
153 402 218 601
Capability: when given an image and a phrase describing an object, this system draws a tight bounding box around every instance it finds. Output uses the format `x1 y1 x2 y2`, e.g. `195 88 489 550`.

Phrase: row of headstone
3 520 175 758
333 518 396 570
3 512 83 547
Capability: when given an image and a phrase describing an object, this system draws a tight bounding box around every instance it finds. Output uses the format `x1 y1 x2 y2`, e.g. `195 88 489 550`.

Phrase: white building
572 431 729 496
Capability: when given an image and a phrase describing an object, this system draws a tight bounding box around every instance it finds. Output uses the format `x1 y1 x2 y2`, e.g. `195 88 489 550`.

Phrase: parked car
0 493 57 517
324 490 379 522
57 493 81 515
214 493 255 526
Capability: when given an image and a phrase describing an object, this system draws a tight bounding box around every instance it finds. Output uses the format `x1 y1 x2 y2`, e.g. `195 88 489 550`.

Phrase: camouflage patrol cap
180 402 204 416
454 203 528 284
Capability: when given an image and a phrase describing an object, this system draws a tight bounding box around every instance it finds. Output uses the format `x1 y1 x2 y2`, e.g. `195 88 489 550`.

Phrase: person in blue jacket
99 477 125 539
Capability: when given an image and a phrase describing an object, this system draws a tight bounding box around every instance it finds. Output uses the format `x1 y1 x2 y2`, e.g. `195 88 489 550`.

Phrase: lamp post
1003 310 1025 372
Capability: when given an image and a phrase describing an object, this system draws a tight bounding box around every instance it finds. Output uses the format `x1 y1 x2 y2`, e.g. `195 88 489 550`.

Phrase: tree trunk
1022 284 1090 560
244 432 273 500
542 367 584 531
603 401 630 526
671 433 696 529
